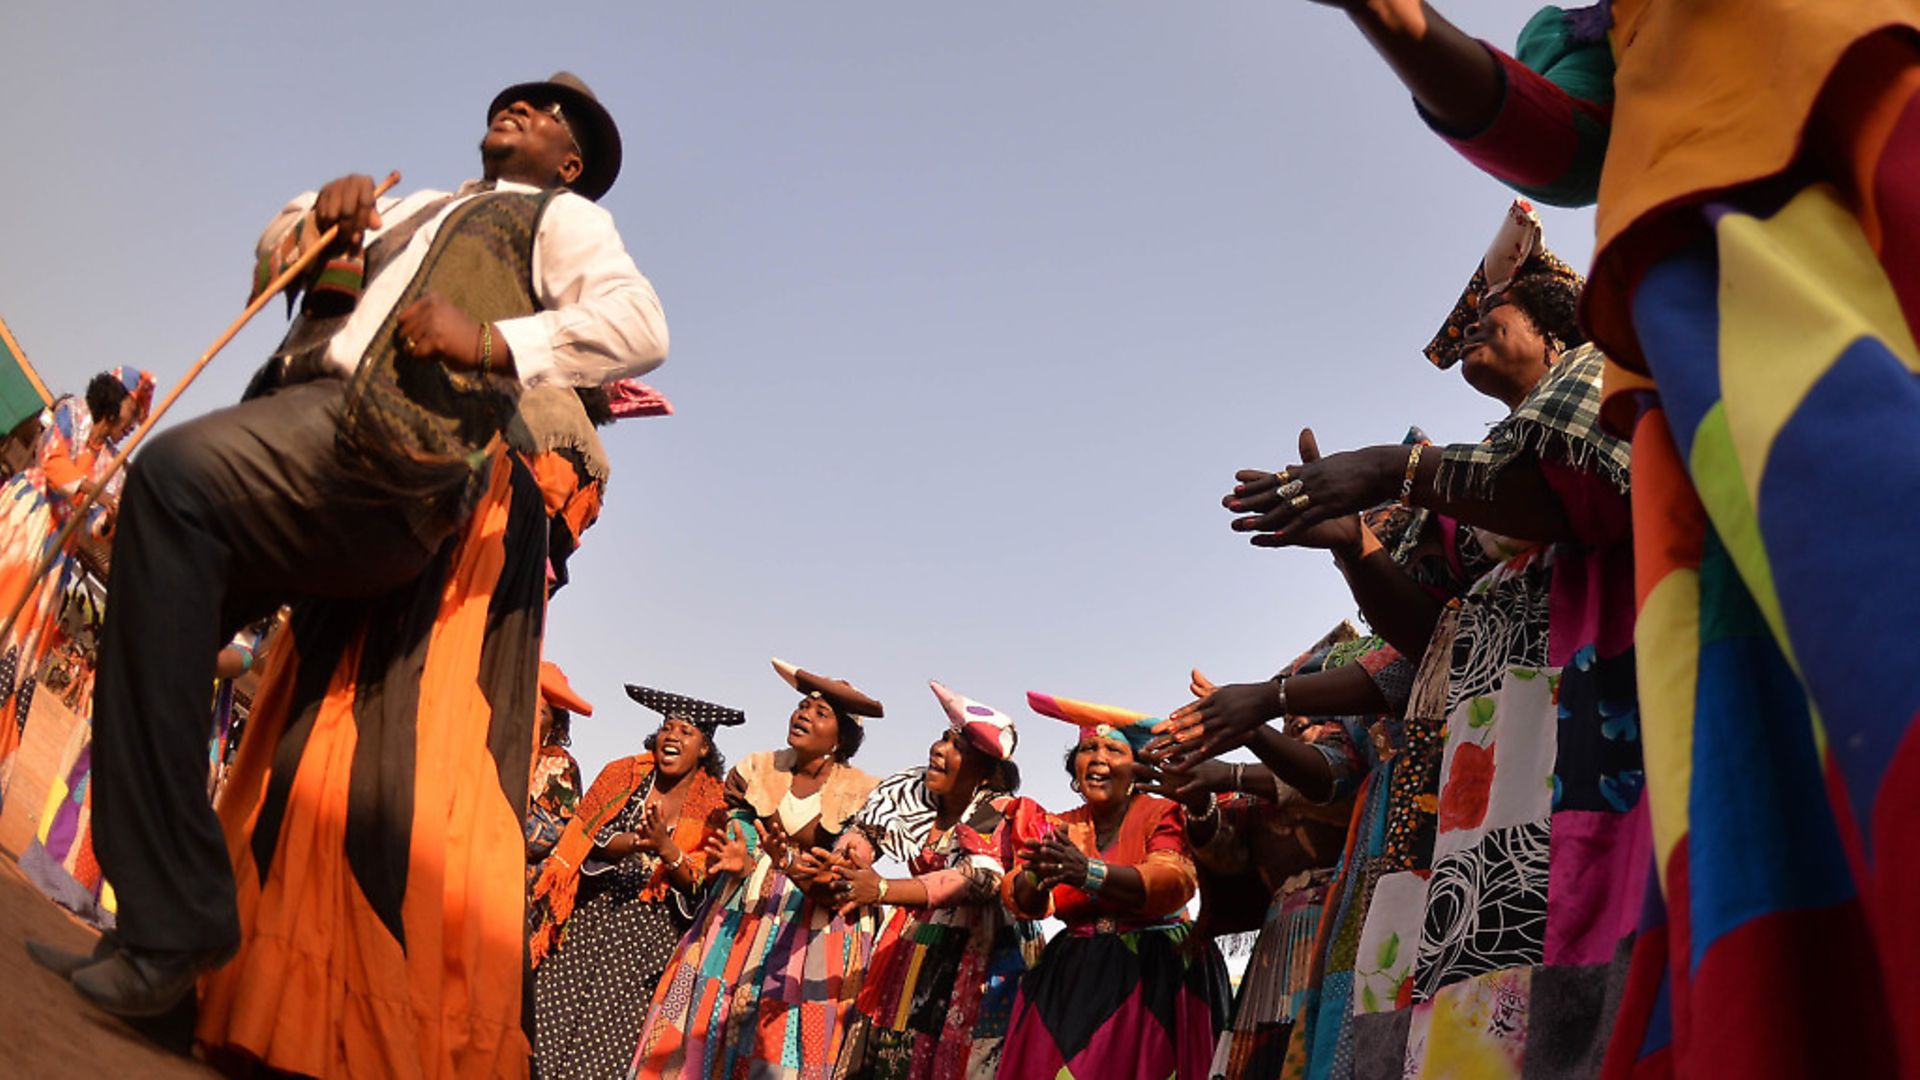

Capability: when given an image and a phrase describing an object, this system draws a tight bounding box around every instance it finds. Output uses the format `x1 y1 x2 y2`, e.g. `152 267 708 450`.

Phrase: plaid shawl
1434 343 1630 499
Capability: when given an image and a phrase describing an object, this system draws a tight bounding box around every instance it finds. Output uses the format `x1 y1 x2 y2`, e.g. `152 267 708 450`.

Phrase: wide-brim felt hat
625 684 746 732
488 71 622 202
772 657 884 721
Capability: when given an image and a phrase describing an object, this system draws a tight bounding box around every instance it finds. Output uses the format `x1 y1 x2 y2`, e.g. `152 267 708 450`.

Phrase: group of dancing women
524 0 1920 1070
511 185 1634 1080
2 0 1916 1077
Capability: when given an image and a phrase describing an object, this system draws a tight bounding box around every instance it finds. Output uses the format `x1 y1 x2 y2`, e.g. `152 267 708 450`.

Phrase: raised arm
1325 1 1504 136
1309 1 1614 206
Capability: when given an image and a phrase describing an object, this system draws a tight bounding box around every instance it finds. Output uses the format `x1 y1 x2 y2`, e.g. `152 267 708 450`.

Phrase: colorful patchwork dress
1334 347 1641 1079
1221 507 1485 1080
1422 4 1920 1073
998 793 1231 1080
0 370 148 789
630 749 879 1079
3 371 151 922
526 743 583 891
835 768 1044 1080
1197 629 1424 1080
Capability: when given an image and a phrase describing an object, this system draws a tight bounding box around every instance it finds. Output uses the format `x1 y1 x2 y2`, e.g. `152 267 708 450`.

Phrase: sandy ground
0 855 217 1078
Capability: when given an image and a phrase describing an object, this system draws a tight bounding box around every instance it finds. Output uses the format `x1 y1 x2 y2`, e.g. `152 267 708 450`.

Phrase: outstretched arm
1331 538 1446 663
1320 1 1504 136
1233 440 1576 546
1309 1 1614 206
1149 662 1388 796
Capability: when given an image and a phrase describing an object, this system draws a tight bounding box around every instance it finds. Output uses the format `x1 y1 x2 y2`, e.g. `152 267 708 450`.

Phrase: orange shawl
528 753 726 966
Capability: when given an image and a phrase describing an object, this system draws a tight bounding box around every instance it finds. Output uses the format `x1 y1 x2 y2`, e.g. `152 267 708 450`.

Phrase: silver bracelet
1273 675 1290 718
1232 762 1246 791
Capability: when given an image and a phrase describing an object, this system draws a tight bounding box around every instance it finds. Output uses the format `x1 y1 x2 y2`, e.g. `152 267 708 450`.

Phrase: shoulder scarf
528 753 726 967
516 383 611 485
731 749 877 837
852 766 1003 866
1434 343 1631 500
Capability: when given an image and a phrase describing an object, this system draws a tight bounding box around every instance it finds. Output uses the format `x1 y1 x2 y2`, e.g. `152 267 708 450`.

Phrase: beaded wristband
1083 858 1110 894
1398 443 1423 506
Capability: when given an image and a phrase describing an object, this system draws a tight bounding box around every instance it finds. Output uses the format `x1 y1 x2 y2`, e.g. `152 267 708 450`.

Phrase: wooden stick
0 170 402 645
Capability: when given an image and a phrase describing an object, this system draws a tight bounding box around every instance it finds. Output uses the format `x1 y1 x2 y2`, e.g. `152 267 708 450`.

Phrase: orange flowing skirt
197 449 546 1079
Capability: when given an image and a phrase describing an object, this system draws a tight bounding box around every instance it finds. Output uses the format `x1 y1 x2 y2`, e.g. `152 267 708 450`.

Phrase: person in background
528 661 593 890
1147 623 1393 1080
999 691 1230 1080
1161 204 1641 1077
1301 1 1920 1070
832 681 1041 1080
529 684 738 1080
0 367 150 781
631 658 882 1079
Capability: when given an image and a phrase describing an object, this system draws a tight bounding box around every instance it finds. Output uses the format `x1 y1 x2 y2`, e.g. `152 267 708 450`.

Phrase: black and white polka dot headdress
624 684 746 735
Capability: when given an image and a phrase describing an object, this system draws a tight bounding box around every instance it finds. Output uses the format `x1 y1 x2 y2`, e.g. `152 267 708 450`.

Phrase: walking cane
0 171 402 645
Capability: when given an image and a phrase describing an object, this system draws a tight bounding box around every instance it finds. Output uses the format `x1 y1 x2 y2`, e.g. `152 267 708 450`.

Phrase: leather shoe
25 931 120 978
70 944 234 1018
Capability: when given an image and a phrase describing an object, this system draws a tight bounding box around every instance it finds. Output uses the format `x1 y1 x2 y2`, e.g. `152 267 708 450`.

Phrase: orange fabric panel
526 451 603 548
198 454 533 1079
1627 409 1706 614
527 451 576 519
560 481 602 544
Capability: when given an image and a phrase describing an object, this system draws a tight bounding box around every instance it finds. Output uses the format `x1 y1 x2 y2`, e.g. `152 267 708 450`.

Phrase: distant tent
0 317 53 476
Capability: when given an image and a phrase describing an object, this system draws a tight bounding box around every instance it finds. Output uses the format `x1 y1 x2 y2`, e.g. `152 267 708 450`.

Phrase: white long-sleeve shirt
257 179 669 387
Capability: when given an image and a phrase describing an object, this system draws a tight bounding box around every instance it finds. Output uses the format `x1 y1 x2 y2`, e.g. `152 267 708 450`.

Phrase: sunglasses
533 100 582 157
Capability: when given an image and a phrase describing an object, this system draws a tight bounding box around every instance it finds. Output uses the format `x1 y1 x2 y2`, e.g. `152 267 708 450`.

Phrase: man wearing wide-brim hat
55 72 670 1028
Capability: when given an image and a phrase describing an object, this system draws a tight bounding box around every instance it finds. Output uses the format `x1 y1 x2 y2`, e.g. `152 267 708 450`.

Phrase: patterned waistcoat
279 189 557 543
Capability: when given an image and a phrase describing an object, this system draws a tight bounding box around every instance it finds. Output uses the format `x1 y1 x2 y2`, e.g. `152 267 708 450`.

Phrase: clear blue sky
4 2 1594 820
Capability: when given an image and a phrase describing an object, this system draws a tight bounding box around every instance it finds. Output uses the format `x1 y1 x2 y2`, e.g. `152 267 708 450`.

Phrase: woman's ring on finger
1278 479 1304 498
1289 493 1310 509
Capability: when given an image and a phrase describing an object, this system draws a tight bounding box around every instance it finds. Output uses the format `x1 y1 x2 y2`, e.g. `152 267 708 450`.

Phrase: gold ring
1273 470 1291 485
401 336 417 353
1290 493 1310 509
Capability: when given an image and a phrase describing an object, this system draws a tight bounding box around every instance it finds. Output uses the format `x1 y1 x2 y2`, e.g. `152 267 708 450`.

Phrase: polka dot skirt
533 788 694 1079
